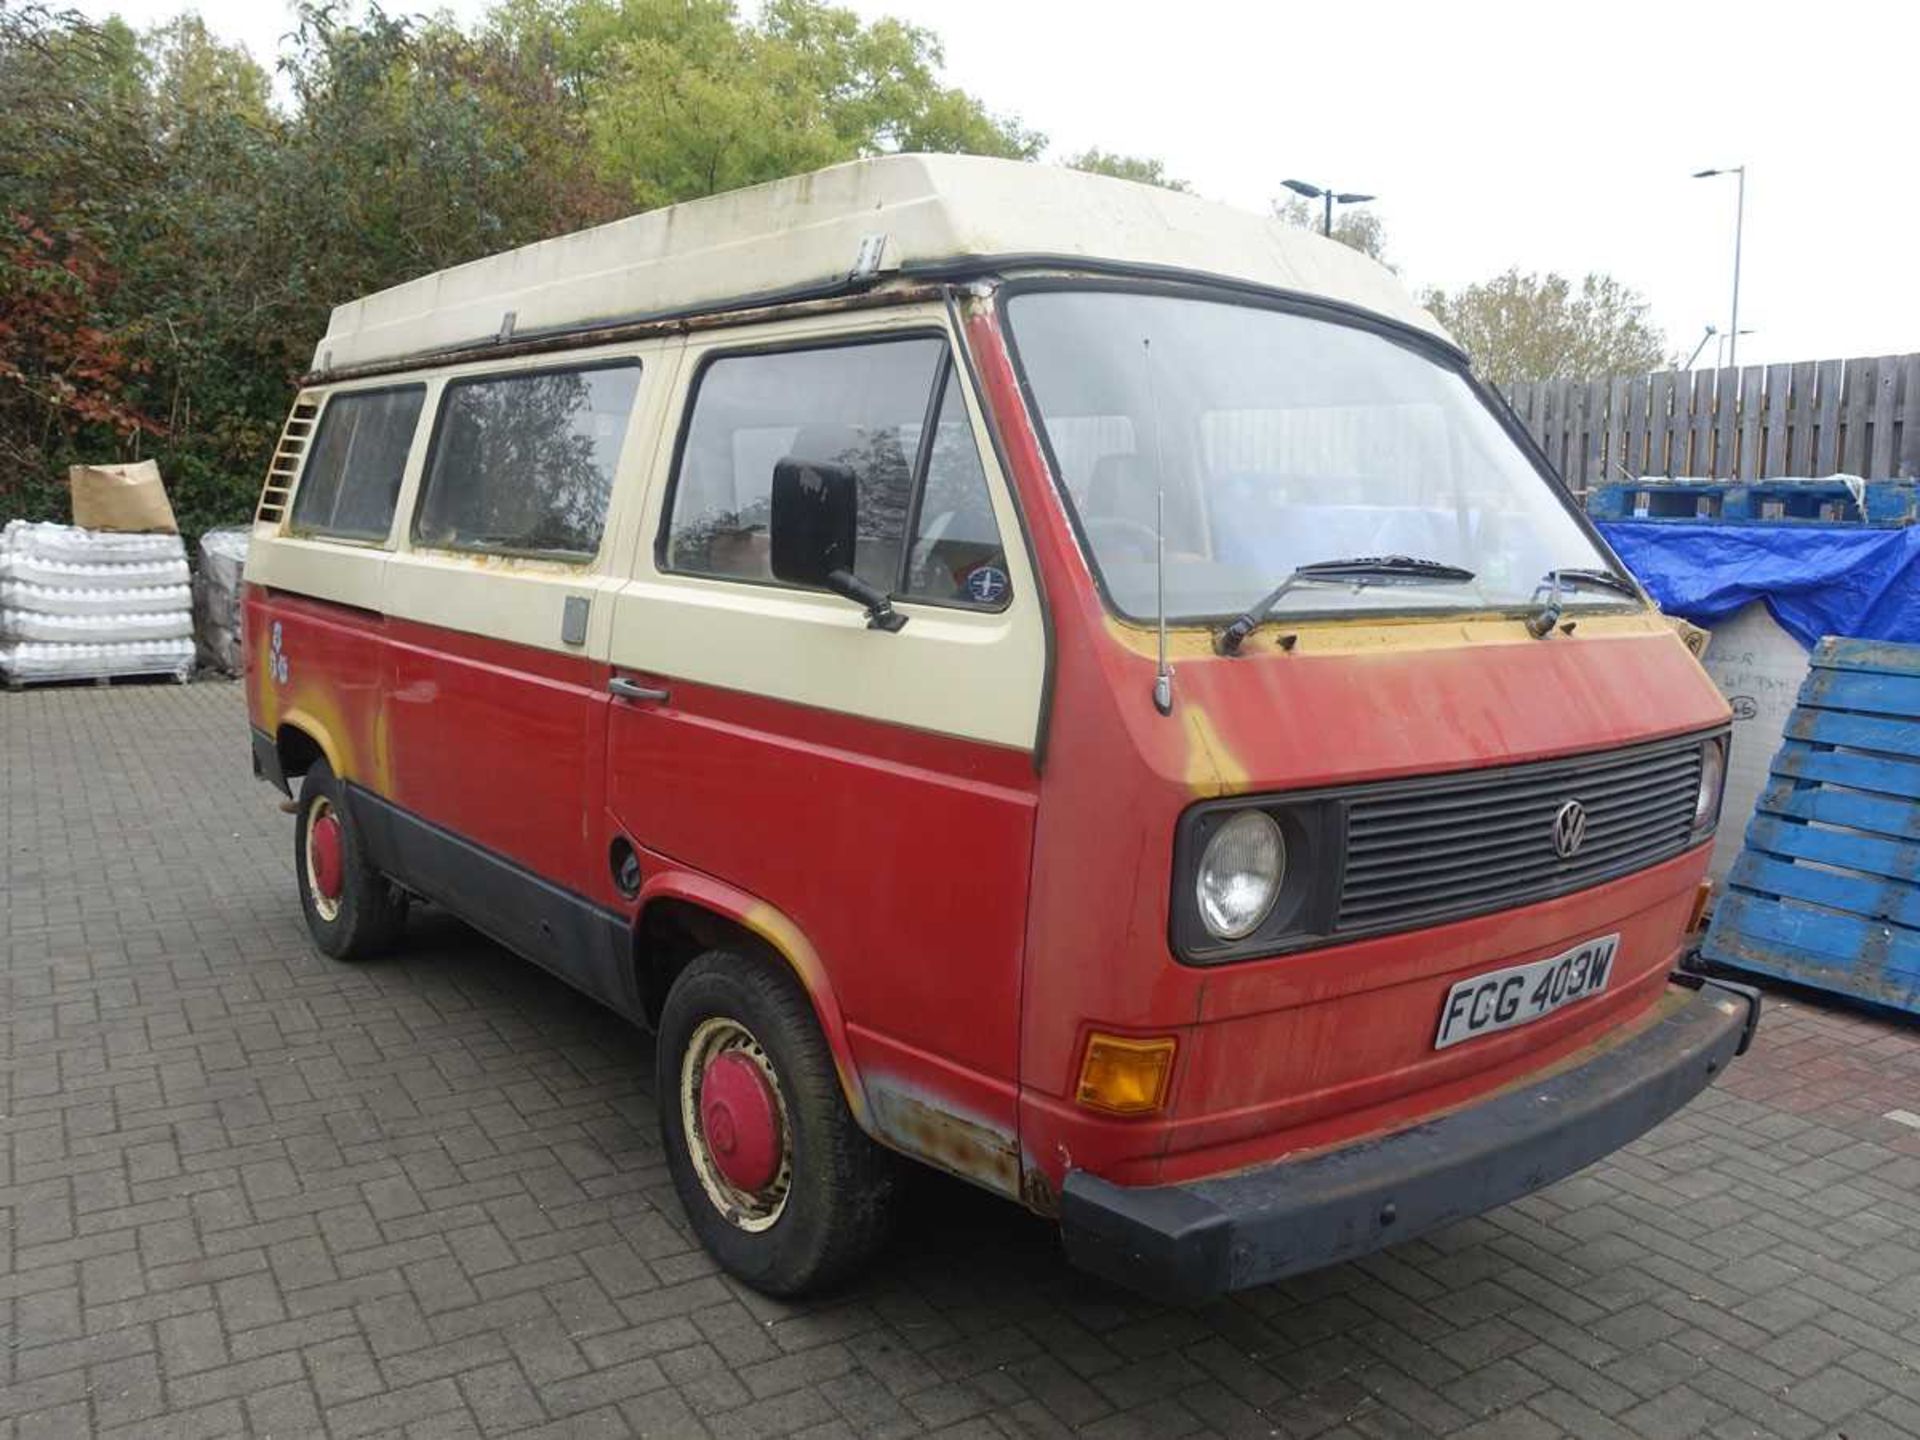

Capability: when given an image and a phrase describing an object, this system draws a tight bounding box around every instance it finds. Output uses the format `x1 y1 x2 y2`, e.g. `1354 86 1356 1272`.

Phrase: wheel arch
632 871 871 1129
275 711 345 790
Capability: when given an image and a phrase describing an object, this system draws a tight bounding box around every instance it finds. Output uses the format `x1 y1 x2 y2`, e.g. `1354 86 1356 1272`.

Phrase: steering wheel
1082 514 1160 561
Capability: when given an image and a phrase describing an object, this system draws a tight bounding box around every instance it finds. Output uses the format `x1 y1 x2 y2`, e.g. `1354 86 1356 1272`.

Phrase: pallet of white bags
1 637 196 690
0 521 196 690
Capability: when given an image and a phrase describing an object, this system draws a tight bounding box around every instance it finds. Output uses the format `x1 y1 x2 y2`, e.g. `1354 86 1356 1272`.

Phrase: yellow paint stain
276 703 351 781
1182 705 1250 798
371 704 395 797
1105 609 1672 662
742 901 869 1123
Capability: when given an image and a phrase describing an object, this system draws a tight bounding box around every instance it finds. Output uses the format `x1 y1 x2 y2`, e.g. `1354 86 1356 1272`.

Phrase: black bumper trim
1059 978 1757 1304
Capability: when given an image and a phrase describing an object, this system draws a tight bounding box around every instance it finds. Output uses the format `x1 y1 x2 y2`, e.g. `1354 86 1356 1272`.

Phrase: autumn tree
1421 268 1672 387
0 0 1042 535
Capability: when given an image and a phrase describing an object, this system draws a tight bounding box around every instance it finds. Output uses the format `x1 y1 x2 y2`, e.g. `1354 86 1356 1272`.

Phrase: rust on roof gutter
304 280 949 386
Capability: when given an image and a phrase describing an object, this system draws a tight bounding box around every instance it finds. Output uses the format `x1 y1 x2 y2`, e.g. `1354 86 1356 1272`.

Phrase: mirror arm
826 568 908 633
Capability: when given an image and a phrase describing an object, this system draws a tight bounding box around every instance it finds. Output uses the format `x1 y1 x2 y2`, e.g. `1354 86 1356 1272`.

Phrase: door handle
609 676 670 704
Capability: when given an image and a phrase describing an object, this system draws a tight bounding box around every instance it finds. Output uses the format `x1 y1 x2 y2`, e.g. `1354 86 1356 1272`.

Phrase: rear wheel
294 760 406 960
658 951 895 1295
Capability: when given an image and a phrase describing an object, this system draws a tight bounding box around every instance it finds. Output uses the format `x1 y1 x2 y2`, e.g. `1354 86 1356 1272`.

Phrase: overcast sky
72 0 1920 370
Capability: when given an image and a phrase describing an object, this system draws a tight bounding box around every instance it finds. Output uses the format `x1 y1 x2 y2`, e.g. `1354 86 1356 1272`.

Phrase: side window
414 361 640 559
289 386 424 541
903 368 1010 605
663 337 1010 607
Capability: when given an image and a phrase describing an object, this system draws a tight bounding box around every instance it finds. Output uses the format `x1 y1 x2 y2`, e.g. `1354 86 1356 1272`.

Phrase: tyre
294 759 407 960
658 950 896 1296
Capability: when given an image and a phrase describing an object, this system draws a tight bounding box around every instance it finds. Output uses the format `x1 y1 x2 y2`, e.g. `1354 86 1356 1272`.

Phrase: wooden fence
1502 353 1920 494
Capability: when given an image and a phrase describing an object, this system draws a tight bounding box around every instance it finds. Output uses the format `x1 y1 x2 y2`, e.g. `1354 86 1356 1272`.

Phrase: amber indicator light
1076 1033 1177 1116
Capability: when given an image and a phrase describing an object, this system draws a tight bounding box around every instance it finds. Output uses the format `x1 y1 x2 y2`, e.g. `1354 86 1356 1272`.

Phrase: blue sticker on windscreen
965 565 1010 605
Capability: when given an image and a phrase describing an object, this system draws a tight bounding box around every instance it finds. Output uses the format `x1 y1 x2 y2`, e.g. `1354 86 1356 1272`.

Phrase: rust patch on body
869 1084 1021 1197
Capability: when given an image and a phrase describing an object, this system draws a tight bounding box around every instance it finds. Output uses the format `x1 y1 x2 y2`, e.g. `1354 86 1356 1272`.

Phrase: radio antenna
1143 337 1173 716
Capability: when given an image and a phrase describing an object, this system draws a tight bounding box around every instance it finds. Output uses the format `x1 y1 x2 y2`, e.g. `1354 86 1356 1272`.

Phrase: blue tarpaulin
1597 521 1920 650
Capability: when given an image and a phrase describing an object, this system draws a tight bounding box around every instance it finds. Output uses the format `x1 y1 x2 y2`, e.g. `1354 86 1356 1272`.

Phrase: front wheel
658 951 895 1296
294 760 406 960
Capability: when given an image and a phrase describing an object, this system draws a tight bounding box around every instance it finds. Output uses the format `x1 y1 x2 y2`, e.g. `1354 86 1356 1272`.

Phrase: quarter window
663 338 1010 607
904 369 1009 605
289 386 424 541
414 361 641 559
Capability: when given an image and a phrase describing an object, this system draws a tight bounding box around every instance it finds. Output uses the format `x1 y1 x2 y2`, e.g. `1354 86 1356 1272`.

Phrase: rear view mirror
770 457 856 586
769 457 906 632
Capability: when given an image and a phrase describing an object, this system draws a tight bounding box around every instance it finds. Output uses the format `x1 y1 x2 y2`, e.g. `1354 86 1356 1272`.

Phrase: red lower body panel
1023 844 1710 1188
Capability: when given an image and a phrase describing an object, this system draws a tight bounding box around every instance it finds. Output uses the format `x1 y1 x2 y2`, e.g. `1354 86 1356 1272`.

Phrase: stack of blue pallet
1587 475 1920 528
1699 638 1920 1013
1589 478 1920 1018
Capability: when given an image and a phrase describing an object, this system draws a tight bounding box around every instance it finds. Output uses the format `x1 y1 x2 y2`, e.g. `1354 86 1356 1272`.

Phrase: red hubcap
700 1051 782 1192
310 812 345 902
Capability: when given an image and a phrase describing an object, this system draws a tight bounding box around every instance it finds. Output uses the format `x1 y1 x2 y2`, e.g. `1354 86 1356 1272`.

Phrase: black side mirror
769 457 906 632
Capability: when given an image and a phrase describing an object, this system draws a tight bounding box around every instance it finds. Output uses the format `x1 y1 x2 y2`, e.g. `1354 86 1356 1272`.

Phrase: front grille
1335 736 1705 937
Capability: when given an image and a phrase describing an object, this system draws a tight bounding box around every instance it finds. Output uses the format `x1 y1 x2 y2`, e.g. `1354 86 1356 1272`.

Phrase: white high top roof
312 153 1448 373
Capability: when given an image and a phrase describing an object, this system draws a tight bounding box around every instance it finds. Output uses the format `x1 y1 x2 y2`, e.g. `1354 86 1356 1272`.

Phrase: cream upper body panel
248 336 683 660
249 303 1044 752
606 302 1046 753
312 154 1449 375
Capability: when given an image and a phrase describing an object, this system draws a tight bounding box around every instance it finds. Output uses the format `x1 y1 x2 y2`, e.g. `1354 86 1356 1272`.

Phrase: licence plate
1434 934 1619 1050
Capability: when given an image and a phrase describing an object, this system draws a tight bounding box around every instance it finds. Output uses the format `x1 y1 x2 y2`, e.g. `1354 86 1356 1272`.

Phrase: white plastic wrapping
3 609 195 643
2 519 187 564
0 520 197 685
0 554 192 588
193 526 250 676
1 637 195 683
0 580 192 615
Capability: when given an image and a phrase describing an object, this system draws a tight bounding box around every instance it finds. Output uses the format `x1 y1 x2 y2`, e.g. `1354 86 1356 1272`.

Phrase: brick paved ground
5 680 1920 1440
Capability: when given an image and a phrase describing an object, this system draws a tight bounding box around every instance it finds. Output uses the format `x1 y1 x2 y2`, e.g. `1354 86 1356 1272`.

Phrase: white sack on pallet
1 637 194 683
0 580 191 616
2 609 195 643
1696 602 1809 884
0 553 192 588
3 519 186 564
192 526 250 676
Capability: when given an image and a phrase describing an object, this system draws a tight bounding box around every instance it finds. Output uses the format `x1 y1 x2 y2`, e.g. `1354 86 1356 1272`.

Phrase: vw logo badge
1552 799 1588 859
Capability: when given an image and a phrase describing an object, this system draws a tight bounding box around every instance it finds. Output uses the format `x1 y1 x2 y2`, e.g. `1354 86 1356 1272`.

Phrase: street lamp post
1684 325 1718 370
1280 178 1375 238
1692 165 1746 369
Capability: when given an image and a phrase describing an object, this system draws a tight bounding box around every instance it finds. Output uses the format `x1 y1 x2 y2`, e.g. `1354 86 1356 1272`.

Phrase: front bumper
1059 975 1760 1304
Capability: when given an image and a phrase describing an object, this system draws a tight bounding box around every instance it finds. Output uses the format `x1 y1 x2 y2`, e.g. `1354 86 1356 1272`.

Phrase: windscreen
1006 289 1626 621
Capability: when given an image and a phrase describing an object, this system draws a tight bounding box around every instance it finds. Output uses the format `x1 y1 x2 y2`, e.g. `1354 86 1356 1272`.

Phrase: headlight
1695 736 1727 828
1196 810 1286 939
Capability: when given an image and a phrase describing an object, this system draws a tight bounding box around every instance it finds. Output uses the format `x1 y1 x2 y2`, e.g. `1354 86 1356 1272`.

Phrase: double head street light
1693 165 1746 369
1281 178 1374 238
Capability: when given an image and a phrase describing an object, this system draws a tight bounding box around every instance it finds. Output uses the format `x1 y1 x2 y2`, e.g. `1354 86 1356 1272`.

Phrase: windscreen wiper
1526 566 1643 638
1215 555 1477 656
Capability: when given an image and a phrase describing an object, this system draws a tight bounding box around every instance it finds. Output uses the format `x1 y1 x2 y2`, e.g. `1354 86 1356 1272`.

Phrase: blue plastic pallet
1586 477 1919 526
1702 637 1920 1014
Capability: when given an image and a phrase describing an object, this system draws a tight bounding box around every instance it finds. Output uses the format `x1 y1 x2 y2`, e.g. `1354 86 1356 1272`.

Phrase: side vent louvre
255 395 320 524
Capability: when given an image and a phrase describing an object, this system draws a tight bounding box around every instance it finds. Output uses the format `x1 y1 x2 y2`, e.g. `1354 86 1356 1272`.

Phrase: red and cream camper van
244 155 1755 1299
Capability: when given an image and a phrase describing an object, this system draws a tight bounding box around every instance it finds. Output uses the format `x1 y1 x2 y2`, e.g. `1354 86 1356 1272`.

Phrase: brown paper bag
69 460 178 533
